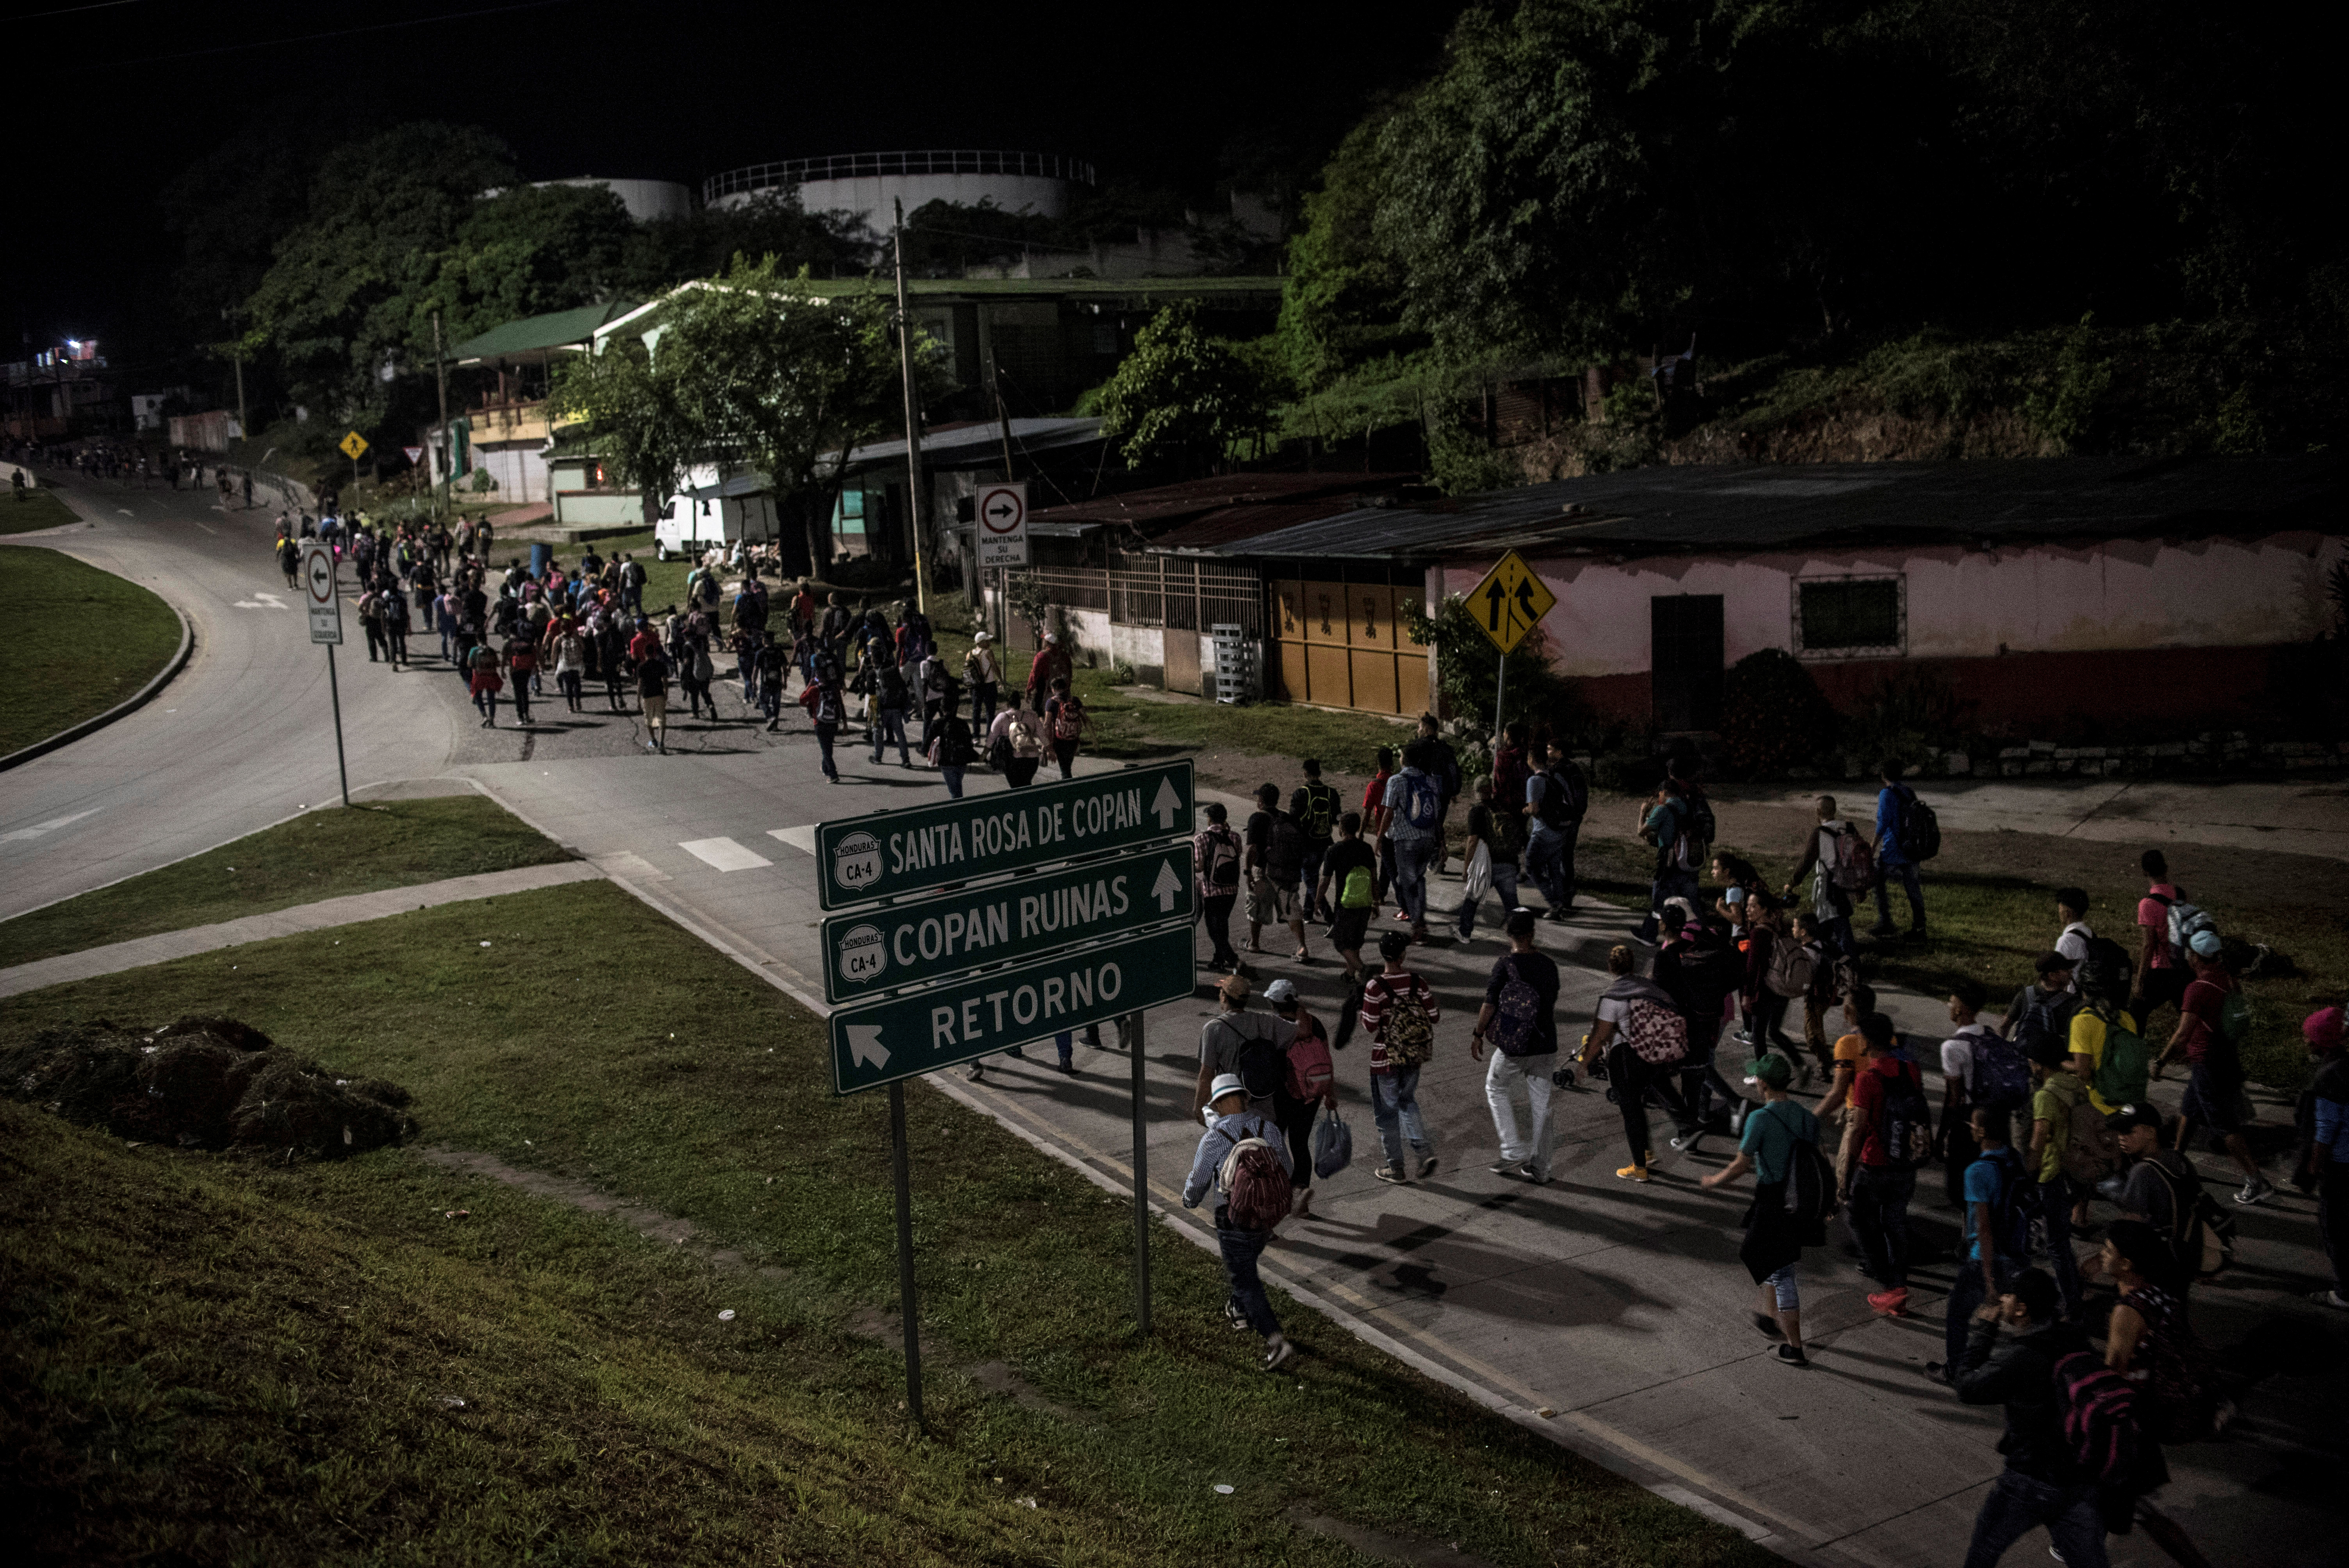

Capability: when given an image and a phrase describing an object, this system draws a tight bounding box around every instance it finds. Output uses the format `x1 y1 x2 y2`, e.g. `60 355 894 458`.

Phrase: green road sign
819 845 1195 1003
814 760 1195 910
830 925 1197 1094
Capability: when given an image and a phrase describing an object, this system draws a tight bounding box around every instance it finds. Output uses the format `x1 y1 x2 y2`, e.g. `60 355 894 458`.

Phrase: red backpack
1285 1023 1333 1102
1218 1134 1293 1231
2053 1351 2140 1488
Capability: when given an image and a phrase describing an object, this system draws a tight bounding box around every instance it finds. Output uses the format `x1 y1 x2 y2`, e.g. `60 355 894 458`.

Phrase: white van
653 475 782 561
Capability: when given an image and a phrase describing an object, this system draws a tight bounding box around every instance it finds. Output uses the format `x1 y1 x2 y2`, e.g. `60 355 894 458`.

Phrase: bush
1592 750 1663 795
1719 649 1839 777
1403 593 1584 739
1841 665 1966 774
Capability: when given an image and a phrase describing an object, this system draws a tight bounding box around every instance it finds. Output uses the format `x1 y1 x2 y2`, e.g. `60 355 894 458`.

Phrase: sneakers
1224 1299 1250 1331
1922 1361 1955 1387
2310 1290 2349 1310
1615 1162 1651 1182
1866 1287 1911 1317
1416 1155 1439 1178
2236 1177 2276 1206
1751 1311 1784 1341
1670 1132 1705 1154
1373 1163 1408 1185
1261 1334 1296 1372
967 1064 985 1082
1518 1164 1548 1185
1486 1160 1517 1175
1775 1344 1809 1367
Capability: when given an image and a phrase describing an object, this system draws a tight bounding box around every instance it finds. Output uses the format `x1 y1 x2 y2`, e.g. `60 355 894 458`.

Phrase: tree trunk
799 475 835 578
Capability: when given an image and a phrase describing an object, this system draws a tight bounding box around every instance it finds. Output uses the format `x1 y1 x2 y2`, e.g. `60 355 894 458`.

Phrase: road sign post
301 541 350 808
974 481 1028 568
339 429 369 509
1466 549 1556 740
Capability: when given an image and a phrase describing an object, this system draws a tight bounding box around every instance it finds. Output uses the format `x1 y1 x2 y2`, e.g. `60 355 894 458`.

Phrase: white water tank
535 177 692 223
703 151 1092 235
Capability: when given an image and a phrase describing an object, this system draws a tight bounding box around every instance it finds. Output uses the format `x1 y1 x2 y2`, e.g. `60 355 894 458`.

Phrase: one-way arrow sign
1151 776 1182 830
1151 858 1183 912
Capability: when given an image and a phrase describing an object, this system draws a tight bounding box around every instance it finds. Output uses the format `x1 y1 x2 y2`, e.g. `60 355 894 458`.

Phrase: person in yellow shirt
2068 951 2147 1113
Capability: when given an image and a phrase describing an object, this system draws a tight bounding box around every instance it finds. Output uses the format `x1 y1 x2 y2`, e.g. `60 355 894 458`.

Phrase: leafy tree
1718 649 1838 779
413 183 638 346
1096 302 1284 477
545 334 697 528
618 191 878 293
1276 104 1425 390
1404 593 1576 738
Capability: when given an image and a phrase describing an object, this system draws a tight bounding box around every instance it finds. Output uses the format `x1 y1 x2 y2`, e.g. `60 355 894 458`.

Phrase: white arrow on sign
1151 858 1183 913
847 1024 890 1069
1151 776 1183 829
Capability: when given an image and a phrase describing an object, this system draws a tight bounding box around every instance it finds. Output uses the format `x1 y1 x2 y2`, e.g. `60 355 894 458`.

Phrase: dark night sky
6 0 1464 360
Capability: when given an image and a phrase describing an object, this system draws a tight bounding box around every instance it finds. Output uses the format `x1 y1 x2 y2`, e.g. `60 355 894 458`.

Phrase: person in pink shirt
2133 849 2190 1023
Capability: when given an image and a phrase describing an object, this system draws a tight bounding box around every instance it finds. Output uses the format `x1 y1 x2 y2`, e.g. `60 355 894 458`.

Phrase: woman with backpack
1579 943 1688 1184
1193 802 1244 972
2101 1219 2224 1445
1044 675 1088 780
928 675 977 798
467 640 504 728
1265 979 1336 1217
986 703 1047 789
549 617 587 713
1700 1053 1826 1366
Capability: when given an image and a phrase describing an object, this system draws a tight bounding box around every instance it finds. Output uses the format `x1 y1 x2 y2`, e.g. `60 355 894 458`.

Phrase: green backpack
1339 864 1376 910
2217 989 2253 1049
2091 1009 2149 1107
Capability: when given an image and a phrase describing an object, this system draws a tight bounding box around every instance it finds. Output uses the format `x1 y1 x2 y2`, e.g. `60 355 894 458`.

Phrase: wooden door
1651 595 1724 732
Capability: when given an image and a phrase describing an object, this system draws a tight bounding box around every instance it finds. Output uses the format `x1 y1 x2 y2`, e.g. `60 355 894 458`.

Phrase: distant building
532 177 691 223
704 149 1089 236
425 301 640 506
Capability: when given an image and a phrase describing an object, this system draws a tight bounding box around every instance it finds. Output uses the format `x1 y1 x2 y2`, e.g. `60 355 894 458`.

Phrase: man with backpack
1939 980 2029 1208
2162 929 2272 1206
1522 739 1586 920
1950 1268 2109 1568
2026 1035 2105 1320
2003 951 2083 1049
2132 849 2199 1025
1470 909 1561 1183
1783 795 1866 956
1699 1052 1828 1367
1181 1071 1297 1372
1043 674 1088 780
2299 1005 2349 1309
1633 764 1708 945
1413 713 1464 875
1264 979 1336 1217
2070 951 2147 1116
1841 1011 1930 1317
1358 929 1440 1183
1929 1104 2032 1386
1194 802 1244 972
1190 975 1291 1122
1869 759 1929 941
1315 812 1379 985
1657 903 1746 1154
1295 760 1341 921
1243 783 1312 963
2107 1105 2211 1304
1376 743 1444 944
1455 777 1523 941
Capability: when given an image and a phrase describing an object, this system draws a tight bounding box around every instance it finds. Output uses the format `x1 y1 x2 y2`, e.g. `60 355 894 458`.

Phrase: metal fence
1019 558 1263 637
705 150 1098 206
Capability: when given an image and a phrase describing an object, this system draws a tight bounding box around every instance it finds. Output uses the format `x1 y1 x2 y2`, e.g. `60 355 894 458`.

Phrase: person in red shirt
1361 746 1396 914
1024 631 1071 713
2133 848 2190 1020
1837 1012 1923 1317
2160 931 2271 1203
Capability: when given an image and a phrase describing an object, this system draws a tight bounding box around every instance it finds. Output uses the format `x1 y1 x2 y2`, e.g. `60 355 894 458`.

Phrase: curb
0 595 194 773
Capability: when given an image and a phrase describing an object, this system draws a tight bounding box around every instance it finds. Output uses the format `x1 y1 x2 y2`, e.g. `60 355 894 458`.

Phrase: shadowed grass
0 547 180 755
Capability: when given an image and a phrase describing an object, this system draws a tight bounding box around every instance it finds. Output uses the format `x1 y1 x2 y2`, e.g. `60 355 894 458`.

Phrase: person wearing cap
1024 629 1071 714
1470 908 1562 1183
1945 1268 2105 1568
2296 1005 2349 1308
2105 1103 2206 1303
1181 1071 1296 1371
1295 760 1342 921
1191 974 1291 1121
1700 1051 1822 1366
2160 929 2271 1205
962 631 1001 732
1265 979 1335 1216
2001 950 2083 1044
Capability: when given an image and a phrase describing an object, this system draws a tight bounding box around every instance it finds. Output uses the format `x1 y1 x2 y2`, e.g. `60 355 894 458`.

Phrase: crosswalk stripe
677 837 772 873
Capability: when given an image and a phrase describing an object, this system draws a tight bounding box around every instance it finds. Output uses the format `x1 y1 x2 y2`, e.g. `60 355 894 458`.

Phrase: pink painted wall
1438 531 2345 681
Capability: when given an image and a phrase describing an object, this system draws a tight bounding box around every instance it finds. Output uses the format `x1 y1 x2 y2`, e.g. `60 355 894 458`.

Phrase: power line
117 0 572 66
20 0 142 20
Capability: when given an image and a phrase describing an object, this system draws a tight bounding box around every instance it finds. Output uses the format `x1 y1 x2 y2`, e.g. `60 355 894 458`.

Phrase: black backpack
1534 764 1586 829
1300 781 1340 841
1896 786 1942 862
1265 816 1308 882
1220 1018 1284 1101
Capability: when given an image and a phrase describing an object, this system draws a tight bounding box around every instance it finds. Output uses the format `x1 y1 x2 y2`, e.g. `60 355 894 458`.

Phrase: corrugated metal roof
1027 470 1424 549
1177 456 2348 563
832 417 1101 473
452 301 641 363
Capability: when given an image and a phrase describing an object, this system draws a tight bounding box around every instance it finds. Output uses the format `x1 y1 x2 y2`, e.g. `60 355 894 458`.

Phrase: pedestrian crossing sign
339 429 369 461
1467 549 1555 654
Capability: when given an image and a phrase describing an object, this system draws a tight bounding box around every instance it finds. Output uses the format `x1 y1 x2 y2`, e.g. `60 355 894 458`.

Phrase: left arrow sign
847 1025 889 1069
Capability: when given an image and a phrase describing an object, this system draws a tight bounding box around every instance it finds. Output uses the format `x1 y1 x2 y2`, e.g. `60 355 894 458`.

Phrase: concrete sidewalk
0 860 602 998
461 744 2347 1568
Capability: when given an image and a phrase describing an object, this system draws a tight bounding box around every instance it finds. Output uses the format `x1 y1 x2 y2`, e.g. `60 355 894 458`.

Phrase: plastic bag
1312 1106 1353 1179
1461 840 1492 903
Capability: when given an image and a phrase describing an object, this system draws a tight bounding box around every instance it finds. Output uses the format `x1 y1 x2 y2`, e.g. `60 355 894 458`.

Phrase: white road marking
117 508 135 516
233 591 290 609
768 825 817 854
678 837 772 873
0 807 101 845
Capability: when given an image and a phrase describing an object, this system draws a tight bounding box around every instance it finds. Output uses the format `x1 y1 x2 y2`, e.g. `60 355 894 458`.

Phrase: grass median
0 487 82 536
0 795 573 969
0 878 1768 1568
0 546 181 757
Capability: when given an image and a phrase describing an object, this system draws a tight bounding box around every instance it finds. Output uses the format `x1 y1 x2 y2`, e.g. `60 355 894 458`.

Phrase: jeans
872 706 909 764
1873 859 1925 933
558 670 582 708
1605 1041 1656 1165
1848 1165 1917 1289
1946 1255 2012 1373
814 721 839 780
1765 1263 1800 1312
1297 844 1326 918
1390 834 1436 925
970 681 998 732
1370 1066 1433 1170
1961 1471 2109 1568
1485 1050 1557 1176
1525 822 1578 911
1215 1219 1280 1337
1201 893 1238 966
941 765 965 799
1637 866 1701 942
2038 1175 2083 1318
1456 857 1520 938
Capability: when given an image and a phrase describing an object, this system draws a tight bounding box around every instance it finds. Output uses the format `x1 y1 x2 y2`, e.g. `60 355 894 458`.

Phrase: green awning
451 301 641 365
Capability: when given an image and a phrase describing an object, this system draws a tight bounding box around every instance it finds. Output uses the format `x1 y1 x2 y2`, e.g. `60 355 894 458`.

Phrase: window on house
1795 576 1903 656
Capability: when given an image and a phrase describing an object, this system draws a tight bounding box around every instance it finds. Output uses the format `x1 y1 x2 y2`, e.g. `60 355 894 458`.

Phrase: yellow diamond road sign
339 429 369 461
1468 549 1554 655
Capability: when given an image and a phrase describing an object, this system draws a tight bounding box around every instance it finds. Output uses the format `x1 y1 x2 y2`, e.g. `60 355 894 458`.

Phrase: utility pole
891 200 929 616
993 371 1018 648
432 310 450 520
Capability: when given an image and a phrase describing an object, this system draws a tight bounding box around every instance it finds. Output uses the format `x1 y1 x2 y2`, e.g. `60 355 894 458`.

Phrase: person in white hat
1182 1071 1297 1370
963 630 1001 731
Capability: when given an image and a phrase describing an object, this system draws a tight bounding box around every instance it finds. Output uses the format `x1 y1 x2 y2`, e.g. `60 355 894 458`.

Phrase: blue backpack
1399 772 1441 834
1973 1146 2032 1260
1963 1025 2032 1114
